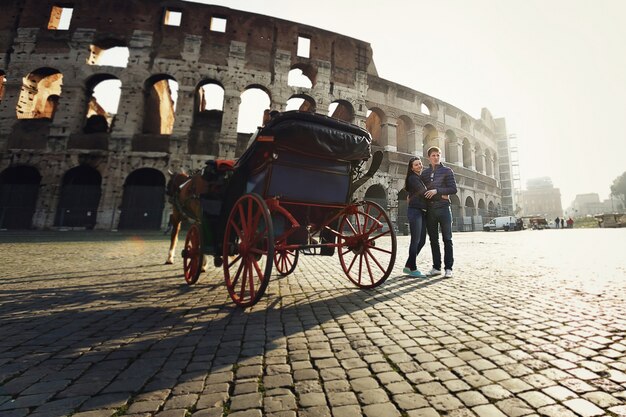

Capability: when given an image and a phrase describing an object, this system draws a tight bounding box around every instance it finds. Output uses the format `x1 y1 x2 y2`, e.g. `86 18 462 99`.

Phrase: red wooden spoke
337 201 397 289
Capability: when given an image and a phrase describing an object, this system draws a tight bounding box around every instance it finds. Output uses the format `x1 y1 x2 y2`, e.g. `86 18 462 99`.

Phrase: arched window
465 196 475 217
328 100 354 123
485 149 493 176
396 115 413 154
237 87 270 133
118 168 166 230
16 68 63 120
422 124 438 157
287 67 313 88
364 184 387 210
143 75 178 135
189 80 225 155
285 94 316 112
474 143 484 173
87 39 129 68
55 166 102 229
0 165 42 229
462 138 472 169
444 130 457 164
84 75 121 133
365 108 385 146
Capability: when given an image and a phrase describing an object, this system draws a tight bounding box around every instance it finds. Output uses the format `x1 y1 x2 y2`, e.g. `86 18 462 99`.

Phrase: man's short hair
427 146 441 156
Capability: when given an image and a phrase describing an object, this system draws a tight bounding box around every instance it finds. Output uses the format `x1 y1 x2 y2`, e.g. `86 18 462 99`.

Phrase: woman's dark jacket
407 173 428 210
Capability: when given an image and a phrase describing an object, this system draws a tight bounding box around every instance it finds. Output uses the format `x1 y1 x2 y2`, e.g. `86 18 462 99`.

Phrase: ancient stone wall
0 0 506 231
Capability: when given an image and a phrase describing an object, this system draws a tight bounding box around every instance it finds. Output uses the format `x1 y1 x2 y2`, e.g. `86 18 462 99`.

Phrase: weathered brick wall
0 0 505 230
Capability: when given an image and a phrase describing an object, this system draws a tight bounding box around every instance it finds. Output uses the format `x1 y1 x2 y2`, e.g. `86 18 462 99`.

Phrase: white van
483 216 519 232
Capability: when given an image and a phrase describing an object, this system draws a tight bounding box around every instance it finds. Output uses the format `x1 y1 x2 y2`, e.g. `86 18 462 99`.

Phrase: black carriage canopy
252 111 372 162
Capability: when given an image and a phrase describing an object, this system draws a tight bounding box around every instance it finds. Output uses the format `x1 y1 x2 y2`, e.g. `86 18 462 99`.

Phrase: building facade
518 177 563 220
565 193 625 218
0 0 512 231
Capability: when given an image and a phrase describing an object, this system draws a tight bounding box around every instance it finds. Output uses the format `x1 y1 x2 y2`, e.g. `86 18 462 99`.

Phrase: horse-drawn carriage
169 111 397 307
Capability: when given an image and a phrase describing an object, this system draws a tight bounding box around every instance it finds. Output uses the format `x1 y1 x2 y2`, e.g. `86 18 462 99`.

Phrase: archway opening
0 166 42 229
285 94 316 112
87 39 129 67
55 166 102 228
328 100 354 123
84 75 121 133
237 87 270 134
143 75 178 135
190 81 225 155
364 184 387 209
16 68 63 120
365 108 384 146
118 169 166 230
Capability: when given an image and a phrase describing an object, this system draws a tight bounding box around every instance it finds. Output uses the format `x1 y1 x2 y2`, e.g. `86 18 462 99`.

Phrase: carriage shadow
0 269 445 407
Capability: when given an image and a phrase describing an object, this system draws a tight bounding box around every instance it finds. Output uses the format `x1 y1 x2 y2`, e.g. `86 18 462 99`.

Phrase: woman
403 157 428 278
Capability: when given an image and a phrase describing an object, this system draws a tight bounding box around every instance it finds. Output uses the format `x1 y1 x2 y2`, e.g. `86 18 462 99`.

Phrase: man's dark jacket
420 163 458 209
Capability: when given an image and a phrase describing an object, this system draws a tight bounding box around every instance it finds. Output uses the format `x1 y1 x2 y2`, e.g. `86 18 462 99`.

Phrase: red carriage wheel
337 200 397 288
274 246 299 276
182 224 203 285
223 193 275 307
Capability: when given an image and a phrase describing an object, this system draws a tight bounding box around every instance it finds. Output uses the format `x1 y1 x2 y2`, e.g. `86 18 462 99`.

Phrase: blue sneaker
409 269 427 278
403 267 412 274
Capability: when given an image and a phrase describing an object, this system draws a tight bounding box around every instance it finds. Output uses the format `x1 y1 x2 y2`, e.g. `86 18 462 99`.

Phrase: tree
610 171 626 202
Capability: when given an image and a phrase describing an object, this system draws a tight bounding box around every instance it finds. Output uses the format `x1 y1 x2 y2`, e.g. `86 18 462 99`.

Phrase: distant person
402 157 428 278
554 216 560 229
567 217 574 228
560 218 565 229
421 146 458 278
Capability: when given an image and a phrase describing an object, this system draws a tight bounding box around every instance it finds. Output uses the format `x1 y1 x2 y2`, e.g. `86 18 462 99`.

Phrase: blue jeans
426 206 453 270
405 208 427 270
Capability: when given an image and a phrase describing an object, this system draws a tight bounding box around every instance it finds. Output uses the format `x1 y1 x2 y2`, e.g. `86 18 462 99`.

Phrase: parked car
483 216 521 232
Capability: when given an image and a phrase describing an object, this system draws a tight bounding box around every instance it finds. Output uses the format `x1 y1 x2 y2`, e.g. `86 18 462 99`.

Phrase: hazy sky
185 0 626 206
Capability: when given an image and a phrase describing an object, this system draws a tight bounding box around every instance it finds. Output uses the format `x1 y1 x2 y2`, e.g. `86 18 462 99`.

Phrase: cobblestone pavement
0 228 625 417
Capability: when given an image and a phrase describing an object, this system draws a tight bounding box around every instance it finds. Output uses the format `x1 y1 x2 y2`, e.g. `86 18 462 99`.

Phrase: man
421 146 458 278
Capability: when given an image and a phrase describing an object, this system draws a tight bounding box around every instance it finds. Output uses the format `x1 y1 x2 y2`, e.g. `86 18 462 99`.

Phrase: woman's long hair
404 157 420 192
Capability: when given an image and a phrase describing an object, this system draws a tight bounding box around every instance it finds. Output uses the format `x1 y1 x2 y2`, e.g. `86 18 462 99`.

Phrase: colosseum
0 0 515 232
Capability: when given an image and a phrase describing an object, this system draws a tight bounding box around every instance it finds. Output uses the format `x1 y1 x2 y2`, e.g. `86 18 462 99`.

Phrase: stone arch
464 196 475 217
449 194 462 230
237 85 271 133
364 184 387 209
474 142 484 173
84 74 121 133
196 79 225 112
460 115 470 131
485 148 493 176
143 74 178 135
118 168 166 230
487 201 496 217
288 63 316 88
396 115 413 154
462 138 472 169
444 129 457 163
0 165 42 229
16 67 63 119
422 124 438 157
365 107 385 146
477 198 486 218
421 99 435 116
328 99 354 123
87 38 129 67
189 79 224 155
55 165 102 228
285 94 316 113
